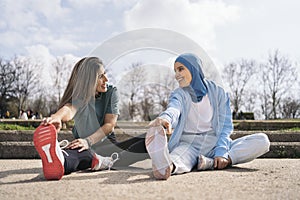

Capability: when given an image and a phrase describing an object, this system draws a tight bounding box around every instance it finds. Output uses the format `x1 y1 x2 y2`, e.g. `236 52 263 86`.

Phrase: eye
98 73 105 79
175 66 184 73
178 66 184 72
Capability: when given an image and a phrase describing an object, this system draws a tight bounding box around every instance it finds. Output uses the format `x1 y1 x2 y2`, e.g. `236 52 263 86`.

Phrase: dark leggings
63 133 148 174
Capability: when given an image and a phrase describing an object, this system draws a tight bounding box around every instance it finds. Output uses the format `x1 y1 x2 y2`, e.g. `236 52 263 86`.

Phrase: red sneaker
33 124 64 180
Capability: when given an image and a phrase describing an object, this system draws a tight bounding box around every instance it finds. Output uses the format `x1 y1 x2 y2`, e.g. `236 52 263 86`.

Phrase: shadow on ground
0 165 259 185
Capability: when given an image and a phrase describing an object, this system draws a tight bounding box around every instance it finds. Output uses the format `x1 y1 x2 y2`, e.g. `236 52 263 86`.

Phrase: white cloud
0 0 111 59
0 31 27 48
1 0 299 71
0 20 7 30
49 39 79 54
25 44 55 67
29 0 70 21
24 44 80 87
67 0 108 8
24 44 79 69
124 0 240 53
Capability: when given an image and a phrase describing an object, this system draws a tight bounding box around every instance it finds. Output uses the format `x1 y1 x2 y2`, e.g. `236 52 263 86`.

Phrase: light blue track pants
170 132 270 174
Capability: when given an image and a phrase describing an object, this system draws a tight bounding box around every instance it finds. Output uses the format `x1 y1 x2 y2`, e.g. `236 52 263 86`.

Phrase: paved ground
0 159 299 200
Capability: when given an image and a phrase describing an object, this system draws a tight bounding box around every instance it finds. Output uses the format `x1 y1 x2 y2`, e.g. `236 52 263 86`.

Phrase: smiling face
174 61 192 88
95 65 108 93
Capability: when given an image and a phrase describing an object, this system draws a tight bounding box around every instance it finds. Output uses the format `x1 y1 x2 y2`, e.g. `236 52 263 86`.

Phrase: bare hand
67 138 89 152
41 115 62 132
148 117 172 135
214 157 230 169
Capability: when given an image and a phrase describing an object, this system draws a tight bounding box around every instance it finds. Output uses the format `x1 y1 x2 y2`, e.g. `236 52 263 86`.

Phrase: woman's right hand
148 117 172 135
41 115 62 132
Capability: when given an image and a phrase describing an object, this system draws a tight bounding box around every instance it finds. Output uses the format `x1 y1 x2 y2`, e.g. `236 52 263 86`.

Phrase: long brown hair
58 57 104 109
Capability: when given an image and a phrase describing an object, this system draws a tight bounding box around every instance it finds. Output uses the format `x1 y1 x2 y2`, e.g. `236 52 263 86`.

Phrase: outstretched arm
148 90 182 135
42 103 77 132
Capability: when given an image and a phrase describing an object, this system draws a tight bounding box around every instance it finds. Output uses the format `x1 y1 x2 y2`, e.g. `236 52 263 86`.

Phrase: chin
97 88 107 93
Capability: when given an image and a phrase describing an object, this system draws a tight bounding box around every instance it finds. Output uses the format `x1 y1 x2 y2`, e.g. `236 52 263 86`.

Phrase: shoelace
59 140 70 149
59 140 70 156
108 152 119 170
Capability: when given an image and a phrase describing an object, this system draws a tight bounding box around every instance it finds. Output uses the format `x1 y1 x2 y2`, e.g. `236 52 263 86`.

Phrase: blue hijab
175 53 207 102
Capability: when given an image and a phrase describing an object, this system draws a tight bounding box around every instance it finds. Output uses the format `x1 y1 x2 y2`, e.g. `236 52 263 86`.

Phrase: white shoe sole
145 126 171 180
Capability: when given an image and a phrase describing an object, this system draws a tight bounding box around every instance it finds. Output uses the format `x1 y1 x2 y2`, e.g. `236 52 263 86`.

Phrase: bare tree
259 50 297 119
260 69 272 119
281 98 300 119
142 72 177 118
137 85 155 121
12 56 40 113
0 58 16 116
244 91 258 114
222 59 257 115
150 83 169 113
149 83 173 115
51 56 72 103
118 101 131 120
119 62 145 120
28 86 49 117
160 73 177 110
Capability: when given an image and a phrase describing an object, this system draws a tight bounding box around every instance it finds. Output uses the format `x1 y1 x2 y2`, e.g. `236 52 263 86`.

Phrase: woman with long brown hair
34 57 148 180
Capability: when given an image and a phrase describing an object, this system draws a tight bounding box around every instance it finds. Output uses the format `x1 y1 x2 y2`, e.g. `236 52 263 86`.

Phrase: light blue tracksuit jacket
159 79 233 159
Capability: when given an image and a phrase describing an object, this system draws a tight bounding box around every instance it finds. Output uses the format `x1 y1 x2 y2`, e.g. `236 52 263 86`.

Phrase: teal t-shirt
72 84 120 139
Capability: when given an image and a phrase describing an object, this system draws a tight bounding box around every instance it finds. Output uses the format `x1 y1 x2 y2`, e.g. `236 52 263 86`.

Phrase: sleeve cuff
214 147 229 159
159 114 172 124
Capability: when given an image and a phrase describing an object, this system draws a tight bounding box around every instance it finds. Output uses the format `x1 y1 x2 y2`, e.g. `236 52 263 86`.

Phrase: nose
103 74 108 82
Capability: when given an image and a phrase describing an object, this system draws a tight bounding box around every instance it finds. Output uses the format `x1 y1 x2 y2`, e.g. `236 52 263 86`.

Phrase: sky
0 0 300 74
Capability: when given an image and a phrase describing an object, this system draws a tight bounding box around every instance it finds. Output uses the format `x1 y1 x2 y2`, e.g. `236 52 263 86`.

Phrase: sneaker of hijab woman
146 126 172 180
197 154 214 171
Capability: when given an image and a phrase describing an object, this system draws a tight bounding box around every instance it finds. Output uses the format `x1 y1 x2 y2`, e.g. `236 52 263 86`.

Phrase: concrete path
0 159 299 200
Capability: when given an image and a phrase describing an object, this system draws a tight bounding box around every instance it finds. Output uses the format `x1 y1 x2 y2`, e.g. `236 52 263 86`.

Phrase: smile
177 77 184 82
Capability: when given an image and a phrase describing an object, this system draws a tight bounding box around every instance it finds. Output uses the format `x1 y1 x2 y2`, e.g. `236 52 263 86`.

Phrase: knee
256 133 270 152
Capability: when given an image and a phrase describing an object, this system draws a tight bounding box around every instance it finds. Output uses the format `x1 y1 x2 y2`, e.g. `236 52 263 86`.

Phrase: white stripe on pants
170 132 270 174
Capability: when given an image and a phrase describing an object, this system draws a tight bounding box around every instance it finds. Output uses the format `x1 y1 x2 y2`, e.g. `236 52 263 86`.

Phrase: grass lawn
0 123 35 130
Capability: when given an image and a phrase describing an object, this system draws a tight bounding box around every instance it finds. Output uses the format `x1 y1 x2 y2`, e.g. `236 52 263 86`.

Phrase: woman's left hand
214 157 230 169
67 138 89 152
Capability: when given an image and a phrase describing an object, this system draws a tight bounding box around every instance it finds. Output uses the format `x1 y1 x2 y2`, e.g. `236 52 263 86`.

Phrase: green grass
0 123 35 130
282 127 300 131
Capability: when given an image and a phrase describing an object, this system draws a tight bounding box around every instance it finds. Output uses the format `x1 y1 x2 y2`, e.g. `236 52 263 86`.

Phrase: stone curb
1 141 300 159
0 130 300 159
1 130 300 142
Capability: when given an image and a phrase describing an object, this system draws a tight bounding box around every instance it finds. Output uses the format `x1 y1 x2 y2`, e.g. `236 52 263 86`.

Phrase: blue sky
0 0 300 69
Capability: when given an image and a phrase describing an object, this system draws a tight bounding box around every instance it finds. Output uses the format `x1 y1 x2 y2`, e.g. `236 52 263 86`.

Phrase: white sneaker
197 155 214 171
33 124 65 180
91 152 119 171
145 126 172 180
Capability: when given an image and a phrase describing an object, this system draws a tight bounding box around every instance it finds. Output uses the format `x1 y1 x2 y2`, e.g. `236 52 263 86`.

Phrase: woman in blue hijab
146 53 270 180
